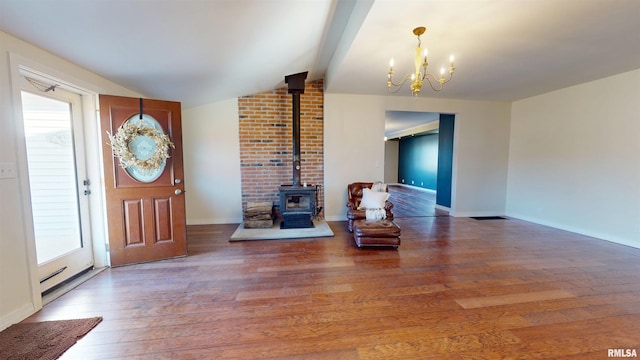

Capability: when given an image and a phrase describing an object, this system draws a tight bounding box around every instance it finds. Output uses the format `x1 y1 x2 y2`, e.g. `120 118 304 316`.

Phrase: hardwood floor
387 184 449 218
24 217 640 359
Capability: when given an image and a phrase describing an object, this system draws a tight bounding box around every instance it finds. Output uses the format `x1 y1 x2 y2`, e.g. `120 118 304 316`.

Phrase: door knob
175 189 182 195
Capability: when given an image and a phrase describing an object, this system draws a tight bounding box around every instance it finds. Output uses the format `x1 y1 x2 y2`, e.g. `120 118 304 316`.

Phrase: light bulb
449 54 454 63
389 58 394 67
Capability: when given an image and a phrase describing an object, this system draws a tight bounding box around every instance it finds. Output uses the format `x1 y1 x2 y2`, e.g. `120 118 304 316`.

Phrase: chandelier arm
387 74 413 93
423 74 444 92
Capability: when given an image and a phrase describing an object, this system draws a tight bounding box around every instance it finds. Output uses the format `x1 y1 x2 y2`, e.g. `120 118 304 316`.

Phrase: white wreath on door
107 121 174 173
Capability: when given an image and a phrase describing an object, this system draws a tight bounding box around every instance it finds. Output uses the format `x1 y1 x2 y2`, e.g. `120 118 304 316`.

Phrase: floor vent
470 216 507 220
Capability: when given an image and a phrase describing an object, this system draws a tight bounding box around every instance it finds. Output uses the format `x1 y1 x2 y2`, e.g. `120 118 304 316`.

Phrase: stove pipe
284 71 308 187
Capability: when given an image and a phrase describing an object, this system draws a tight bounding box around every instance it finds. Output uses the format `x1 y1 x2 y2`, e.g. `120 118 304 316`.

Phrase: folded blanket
366 208 387 220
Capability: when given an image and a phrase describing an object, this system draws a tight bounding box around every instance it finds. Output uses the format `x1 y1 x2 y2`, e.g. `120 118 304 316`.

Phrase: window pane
21 91 82 264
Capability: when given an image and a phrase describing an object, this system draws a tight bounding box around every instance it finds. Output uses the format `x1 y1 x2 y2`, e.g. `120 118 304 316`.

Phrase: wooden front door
99 95 187 266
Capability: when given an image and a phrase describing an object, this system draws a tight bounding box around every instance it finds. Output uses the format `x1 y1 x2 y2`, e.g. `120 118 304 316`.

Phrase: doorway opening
18 73 94 293
384 111 454 217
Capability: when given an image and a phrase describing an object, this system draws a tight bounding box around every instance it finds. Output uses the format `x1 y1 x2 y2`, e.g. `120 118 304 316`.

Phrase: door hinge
83 179 91 195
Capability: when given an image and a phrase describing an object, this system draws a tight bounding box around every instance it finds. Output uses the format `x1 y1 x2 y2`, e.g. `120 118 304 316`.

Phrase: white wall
181 92 511 223
324 94 388 220
0 35 32 325
0 30 140 330
324 93 512 220
182 99 243 224
384 140 399 184
507 69 640 248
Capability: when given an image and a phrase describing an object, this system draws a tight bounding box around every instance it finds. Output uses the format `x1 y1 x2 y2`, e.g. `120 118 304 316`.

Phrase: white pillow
371 182 387 192
358 188 389 210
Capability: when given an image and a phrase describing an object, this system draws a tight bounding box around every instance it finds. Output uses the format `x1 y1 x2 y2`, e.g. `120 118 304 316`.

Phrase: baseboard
187 217 243 225
392 183 437 193
450 211 505 218
0 302 35 331
506 213 640 250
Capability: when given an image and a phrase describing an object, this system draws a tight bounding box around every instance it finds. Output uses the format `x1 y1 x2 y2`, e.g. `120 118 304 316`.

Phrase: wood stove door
99 95 187 266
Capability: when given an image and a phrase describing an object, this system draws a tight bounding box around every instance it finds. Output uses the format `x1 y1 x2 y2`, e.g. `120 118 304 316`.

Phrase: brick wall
238 79 324 217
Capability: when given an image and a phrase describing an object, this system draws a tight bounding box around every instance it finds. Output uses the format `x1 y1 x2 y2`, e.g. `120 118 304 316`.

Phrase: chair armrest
384 200 394 211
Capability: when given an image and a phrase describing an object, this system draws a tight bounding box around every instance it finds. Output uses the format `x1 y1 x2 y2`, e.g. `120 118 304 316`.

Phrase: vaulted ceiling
1 0 639 127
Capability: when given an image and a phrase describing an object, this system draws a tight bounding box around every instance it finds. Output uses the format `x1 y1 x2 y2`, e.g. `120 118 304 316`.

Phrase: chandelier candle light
387 26 455 96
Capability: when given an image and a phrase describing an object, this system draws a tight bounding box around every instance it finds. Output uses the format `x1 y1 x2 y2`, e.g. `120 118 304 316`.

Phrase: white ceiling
385 111 439 139
1 0 639 133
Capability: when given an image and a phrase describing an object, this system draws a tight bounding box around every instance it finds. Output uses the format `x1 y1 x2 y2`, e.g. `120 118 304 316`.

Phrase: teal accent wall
436 114 455 207
395 113 455 206
398 133 439 190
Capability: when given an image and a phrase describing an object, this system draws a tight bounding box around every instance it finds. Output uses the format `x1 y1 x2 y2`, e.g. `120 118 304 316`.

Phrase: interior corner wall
182 98 243 224
324 93 511 220
507 69 640 248
384 140 399 184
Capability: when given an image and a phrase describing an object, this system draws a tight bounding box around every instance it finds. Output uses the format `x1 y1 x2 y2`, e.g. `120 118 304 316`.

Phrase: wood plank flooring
387 184 449 218
23 217 640 359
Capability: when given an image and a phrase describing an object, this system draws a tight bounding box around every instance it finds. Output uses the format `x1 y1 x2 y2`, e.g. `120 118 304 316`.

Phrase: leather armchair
346 182 394 232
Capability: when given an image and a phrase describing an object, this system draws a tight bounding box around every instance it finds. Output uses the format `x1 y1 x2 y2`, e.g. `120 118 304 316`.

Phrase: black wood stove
279 71 317 229
279 185 317 229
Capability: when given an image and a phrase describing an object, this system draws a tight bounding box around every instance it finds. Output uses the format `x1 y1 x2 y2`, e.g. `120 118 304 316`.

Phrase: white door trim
8 53 109 312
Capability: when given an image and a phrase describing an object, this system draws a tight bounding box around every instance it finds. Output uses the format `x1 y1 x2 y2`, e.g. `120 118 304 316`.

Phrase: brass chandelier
387 26 455 96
